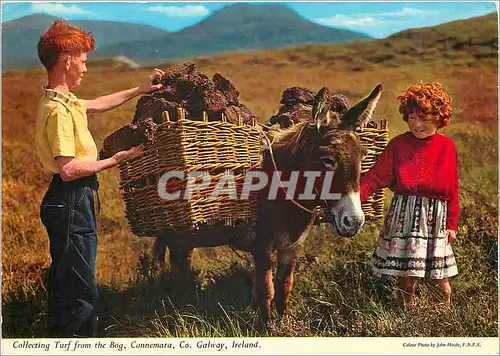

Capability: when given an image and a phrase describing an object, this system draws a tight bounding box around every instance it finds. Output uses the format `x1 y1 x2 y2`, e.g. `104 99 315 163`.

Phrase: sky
1 1 497 38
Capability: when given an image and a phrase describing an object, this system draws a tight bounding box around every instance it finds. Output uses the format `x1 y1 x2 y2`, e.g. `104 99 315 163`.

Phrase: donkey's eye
321 156 337 170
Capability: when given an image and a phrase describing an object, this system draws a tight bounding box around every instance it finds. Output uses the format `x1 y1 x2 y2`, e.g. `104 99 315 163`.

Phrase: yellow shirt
35 88 98 173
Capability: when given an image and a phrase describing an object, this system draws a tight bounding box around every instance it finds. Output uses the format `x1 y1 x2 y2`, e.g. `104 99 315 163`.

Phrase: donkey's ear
312 87 332 131
340 84 383 129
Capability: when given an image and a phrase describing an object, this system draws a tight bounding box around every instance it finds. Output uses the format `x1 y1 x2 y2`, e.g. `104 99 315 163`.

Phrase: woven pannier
118 111 388 236
118 108 262 236
357 118 390 221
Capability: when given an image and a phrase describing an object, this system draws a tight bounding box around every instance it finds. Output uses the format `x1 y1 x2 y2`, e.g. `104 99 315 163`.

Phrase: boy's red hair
398 82 453 129
37 19 96 71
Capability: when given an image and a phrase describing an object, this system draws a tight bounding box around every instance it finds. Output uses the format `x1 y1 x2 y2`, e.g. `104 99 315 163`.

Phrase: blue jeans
40 174 100 337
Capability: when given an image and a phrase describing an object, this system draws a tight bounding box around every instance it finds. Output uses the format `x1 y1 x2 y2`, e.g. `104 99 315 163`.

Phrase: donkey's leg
169 245 194 274
252 240 275 327
152 235 168 265
275 247 300 318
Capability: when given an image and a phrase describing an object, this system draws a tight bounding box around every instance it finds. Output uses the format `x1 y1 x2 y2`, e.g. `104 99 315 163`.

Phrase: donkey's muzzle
336 213 365 237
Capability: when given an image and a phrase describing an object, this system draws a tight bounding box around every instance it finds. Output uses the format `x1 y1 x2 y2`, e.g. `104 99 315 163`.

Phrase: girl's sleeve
360 138 396 202
446 142 460 231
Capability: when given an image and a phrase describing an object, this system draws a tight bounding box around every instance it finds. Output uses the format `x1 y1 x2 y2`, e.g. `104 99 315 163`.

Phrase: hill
2 14 168 70
246 12 498 71
78 3 370 65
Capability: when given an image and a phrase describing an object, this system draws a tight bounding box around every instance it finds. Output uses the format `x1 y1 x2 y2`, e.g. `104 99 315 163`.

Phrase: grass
2 22 498 338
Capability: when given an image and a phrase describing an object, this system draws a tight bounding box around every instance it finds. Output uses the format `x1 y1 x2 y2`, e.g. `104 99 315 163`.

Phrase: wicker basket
118 111 389 236
357 118 390 221
118 108 262 236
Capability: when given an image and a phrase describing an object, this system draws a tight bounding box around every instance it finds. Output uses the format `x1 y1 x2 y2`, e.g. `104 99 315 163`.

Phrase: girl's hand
446 229 456 244
138 68 165 94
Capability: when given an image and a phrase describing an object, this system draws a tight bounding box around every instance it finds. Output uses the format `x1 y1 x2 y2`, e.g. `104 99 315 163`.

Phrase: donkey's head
271 84 382 237
313 84 382 236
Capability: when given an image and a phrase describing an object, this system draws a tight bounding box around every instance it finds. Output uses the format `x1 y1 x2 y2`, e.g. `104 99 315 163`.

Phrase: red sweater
360 131 460 230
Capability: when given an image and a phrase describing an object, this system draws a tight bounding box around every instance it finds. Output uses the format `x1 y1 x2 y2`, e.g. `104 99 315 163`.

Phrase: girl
360 82 459 307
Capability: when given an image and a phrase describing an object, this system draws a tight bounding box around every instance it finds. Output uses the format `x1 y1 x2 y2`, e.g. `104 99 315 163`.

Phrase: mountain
94 3 371 64
2 14 169 70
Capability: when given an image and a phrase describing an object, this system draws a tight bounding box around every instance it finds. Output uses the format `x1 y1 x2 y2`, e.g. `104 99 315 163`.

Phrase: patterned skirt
372 194 458 279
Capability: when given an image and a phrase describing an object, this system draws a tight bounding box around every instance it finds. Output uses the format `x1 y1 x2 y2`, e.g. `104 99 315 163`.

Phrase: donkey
153 84 383 326
252 84 383 325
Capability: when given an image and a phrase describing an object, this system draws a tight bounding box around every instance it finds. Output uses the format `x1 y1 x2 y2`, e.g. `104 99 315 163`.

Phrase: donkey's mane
269 121 307 145
266 121 343 158
265 121 314 157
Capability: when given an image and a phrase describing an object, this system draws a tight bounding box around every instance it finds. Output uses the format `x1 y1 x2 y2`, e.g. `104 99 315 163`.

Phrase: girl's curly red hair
37 19 96 71
397 82 453 129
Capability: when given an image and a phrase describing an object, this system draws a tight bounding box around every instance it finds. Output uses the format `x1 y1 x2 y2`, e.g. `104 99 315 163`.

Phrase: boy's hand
138 68 165 93
112 144 144 165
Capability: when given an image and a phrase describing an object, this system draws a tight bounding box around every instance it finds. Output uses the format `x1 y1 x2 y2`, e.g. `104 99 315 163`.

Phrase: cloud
375 7 430 17
316 14 377 27
315 7 432 28
31 3 89 15
148 5 209 17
